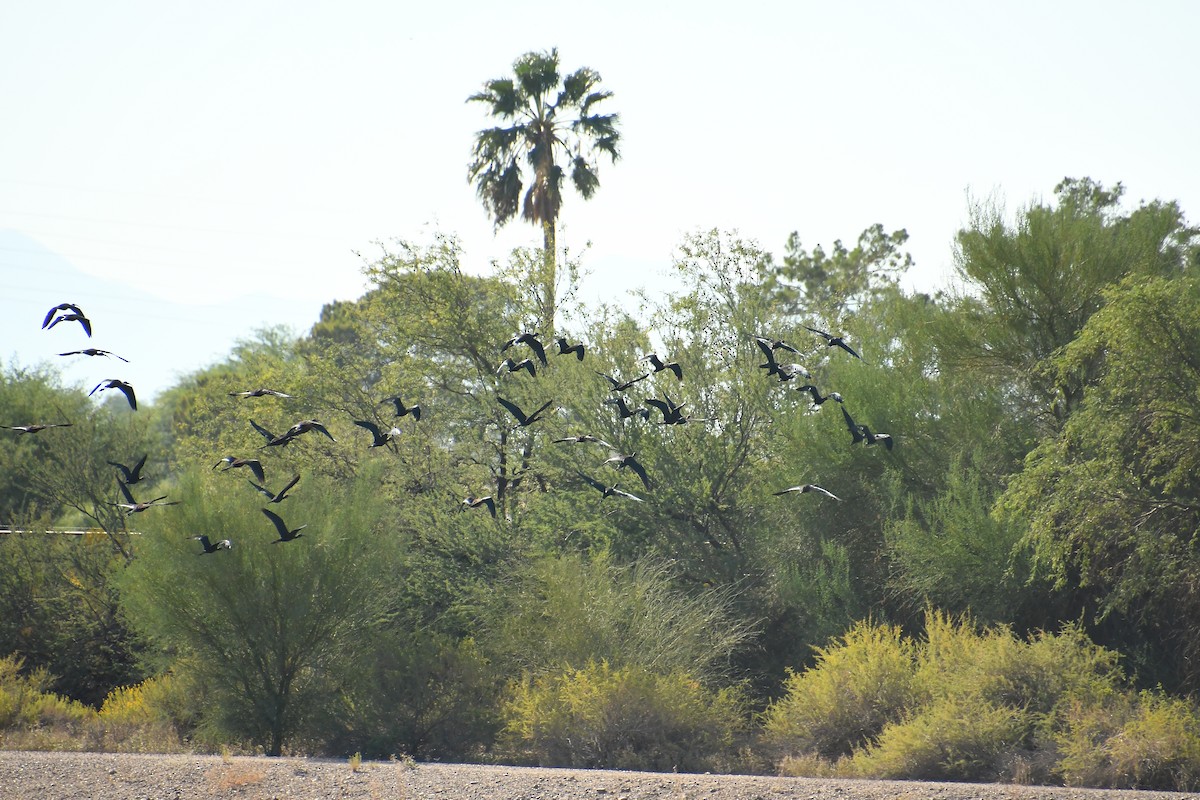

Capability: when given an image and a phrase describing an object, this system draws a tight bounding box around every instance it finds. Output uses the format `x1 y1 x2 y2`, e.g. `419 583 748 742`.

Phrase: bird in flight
604 396 650 421
805 326 862 360
841 406 893 449
645 392 687 425
797 385 843 406
643 353 683 380
754 336 800 355
604 452 652 492
577 471 644 502
107 454 148 485
555 337 586 361
500 331 547 366
213 456 266 483
90 379 137 410
462 494 497 518
112 480 179 515
354 420 402 447
596 371 650 393
1 422 72 434
42 303 91 336
553 434 613 448
380 397 422 421
250 419 290 447
773 483 841 501
228 388 292 399
261 419 335 447
262 508 306 543
248 474 301 504
193 535 232 554
496 397 553 428
497 357 538 377
59 348 128 362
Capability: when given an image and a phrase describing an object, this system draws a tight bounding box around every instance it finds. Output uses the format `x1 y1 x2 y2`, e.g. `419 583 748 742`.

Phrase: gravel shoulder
1 750 1195 800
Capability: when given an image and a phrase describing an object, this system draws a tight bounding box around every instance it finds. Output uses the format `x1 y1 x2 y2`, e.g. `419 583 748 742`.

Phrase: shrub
761 619 916 760
498 659 748 772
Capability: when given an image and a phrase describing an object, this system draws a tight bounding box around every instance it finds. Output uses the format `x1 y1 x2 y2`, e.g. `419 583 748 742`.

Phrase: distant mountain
0 229 327 404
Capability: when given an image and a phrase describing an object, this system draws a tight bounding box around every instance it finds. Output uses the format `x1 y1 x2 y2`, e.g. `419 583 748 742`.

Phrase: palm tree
467 48 621 326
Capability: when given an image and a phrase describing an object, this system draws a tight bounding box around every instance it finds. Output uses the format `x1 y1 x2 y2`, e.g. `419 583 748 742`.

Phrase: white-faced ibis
90 379 136 410
500 332 547 366
262 508 306 542
754 336 800 355
577 471 644 502
841 406 892 449
112 479 179 515
773 483 841 501
643 353 682 380
604 396 650 421
43 304 91 337
805 326 862 360
380 397 422 421
553 434 613 448
462 494 497 518
496 397 553 428
354 420 402 447
555 337 586 361
42 303 83 329
193 535 232 554
797 384 843 406
248 474 300 504
497 357 537 377
229 388 292 399
213 456 266 483
596 371 650 393
59 348 128 362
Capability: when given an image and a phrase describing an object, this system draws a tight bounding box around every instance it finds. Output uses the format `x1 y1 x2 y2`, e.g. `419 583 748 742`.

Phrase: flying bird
775 363 811 382
596 371 650 393
841 406 867 445
577 471 644 502
112 480 178 515
554 337 586 361
604 452 652 492
193 535 232 554
496 397 553 428
604 396 650 421
497 357 537 377
249 419 290 447
261 419 335 447
248 474 301 504
59 348 128 362
1 423 72 434
262 508 306 543
753 337 790 379
797 384 844 406
354 419 402 447
773 483 841 501
804 326 862 360
42 303 84 329
228 388 292 399
89 379 137 410
643 353 683 380
754 336 800 355
462 494 497 518
500 332 547 365
213 456 266 483
840 407 892 448
381 397 422 421
645 392 687 425
107 454 148 485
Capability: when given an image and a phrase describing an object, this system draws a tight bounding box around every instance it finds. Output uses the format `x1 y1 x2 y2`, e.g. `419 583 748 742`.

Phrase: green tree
467 48 621 326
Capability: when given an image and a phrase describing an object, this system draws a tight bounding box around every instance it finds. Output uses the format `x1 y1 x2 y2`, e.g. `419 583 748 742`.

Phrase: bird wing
577 471 608 493
309 421 335 441
841 406 865 443
247 480 276 500
274 474 301 500
117 479 136 505
244 459 265 483
627 458 652 491
836 340 862 359
809 484 841 500
261 508 290 539
114 382 137 410
753 337 778 364
617 373 650 390
106 460 132 481
595 371 620 390
525 337 547 366
612 487 645 502
804 325 833 342
525 399 553 425
667 363 683 380
496 396 528 425
408 404 422 421
128 454 147 482
482 496 497 518
773 486 801 496
355 419 384 445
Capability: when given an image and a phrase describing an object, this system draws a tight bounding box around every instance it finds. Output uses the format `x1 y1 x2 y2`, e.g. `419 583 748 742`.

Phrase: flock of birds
5 301 897 551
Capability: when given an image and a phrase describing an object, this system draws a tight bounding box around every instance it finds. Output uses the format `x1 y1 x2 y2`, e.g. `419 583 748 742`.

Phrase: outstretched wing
496 396 528 426
261 507 290 539
576 471 608 494
355 419 385 446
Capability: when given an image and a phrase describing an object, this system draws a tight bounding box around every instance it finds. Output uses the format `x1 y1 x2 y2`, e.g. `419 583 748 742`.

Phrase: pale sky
2 1 1197 403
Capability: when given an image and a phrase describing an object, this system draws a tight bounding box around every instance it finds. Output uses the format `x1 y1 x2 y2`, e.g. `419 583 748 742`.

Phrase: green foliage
761 619 917 760
497 660 748 772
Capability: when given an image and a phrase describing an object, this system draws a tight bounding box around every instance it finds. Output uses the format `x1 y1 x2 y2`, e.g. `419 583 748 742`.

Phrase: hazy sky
3 1 1197 402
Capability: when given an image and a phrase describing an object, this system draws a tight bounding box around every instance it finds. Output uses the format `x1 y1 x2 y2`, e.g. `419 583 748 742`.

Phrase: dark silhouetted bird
228 388 292 399
797 384 843 406
553 434 613 448
107 454 148 485
42 303 84 329
249 419 288 447
262 508 306 542
262 419 335 447
462 494 497 518
805 326 862 359
841 407 893 449
841 406 866 445
213 456 266 483
112 480 179 515
596 371 650 393
753 337 791 379
754 336 800 355
604 396 650 421
193 535 232 554
773 483 841 501
90 379 136 410
643 353 682 380
381 397 422 421
354 420 402 447
500 332 547 365
496 397 553 428
604 452 651 491
248 474 301 504
577 471 644 502
646 393 687 425
59 348 128 362
497 357 537 377
43 304 91 337
555 337 585 360
1 423 72 434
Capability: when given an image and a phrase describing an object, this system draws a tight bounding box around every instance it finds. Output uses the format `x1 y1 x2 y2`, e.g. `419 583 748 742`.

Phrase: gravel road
0 750 1194 800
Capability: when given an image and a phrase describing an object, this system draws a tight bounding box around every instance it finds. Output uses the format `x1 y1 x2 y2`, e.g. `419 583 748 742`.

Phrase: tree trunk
541 218 556 329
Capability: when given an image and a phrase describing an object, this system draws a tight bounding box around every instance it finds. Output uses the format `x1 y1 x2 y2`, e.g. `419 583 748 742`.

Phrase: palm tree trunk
541 218 556 328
